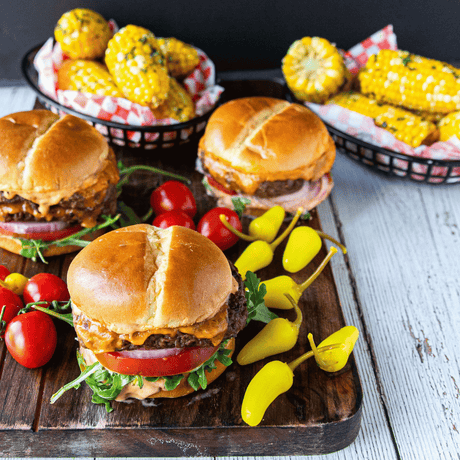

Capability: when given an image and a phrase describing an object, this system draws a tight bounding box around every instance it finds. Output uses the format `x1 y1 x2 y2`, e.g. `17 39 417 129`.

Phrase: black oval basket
21 44 218 150
286 91 460 184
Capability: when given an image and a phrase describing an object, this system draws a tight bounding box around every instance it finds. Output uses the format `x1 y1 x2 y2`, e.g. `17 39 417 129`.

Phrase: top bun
198 97 335 194
0 110 112 207
67 224 235 334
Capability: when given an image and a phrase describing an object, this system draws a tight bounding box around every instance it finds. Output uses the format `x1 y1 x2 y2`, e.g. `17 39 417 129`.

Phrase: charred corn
359 49 460 114
149 77 195 122
328 92 384 118
438 111 460 141
328 92 438 147
158 37 200 78
58 60 123 97
105 25 170 108
282 37 348 103
55 9 112 60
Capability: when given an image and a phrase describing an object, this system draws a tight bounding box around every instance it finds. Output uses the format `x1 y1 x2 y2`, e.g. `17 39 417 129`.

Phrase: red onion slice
0 221 69 234
111 348 183 359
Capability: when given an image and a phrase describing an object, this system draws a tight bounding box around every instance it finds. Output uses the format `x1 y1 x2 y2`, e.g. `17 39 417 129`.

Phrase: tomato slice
206 176 237 196
0 224 82 242
96 345 219 377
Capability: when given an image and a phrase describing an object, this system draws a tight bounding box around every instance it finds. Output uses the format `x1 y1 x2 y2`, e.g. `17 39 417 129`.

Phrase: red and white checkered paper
33 24 223 146
306 25 460 183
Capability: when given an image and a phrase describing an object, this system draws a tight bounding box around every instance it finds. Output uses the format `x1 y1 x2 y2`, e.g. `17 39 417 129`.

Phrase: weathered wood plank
323 153 460 459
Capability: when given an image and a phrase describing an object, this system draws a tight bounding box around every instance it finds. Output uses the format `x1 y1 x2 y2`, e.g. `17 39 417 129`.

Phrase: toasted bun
67 224 234 333
0 110 115 208
0 227 106 258
198 97 336 195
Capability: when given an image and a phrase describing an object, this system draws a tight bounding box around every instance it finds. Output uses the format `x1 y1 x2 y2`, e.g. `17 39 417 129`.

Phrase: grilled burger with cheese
198 97 336 215
64 224 246 407
0 110 119 257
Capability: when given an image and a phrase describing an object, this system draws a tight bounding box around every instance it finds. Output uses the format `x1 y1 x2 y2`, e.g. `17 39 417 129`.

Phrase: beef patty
0 184 118 225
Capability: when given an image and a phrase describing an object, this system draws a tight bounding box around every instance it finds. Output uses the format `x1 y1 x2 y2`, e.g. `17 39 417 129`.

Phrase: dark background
1 0 460 83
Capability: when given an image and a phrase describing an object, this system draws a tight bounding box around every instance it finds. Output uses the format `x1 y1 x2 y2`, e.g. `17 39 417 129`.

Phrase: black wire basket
21 44 219 150
286 91 460 184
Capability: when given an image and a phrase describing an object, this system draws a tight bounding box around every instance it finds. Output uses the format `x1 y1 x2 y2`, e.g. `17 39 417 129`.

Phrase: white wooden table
2 85 460 460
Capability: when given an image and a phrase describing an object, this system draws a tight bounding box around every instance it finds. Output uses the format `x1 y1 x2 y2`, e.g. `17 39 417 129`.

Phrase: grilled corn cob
149 77 195 122
438 111 460 141
328 92 439 147
58 60 123 97
105 25 170 108
157 37 200 78
55 9 112 60
282 37 348 103
359 49 460 114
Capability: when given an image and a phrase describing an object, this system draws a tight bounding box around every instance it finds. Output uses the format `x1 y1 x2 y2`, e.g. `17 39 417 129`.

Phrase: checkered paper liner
33 25 223 147
304 25 460 183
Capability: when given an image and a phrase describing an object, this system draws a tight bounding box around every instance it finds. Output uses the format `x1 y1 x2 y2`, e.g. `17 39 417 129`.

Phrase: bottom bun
0 227 106 258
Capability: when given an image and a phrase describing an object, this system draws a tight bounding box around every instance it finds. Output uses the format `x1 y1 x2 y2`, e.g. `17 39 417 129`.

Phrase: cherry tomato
152 210 196 230
5 310 57 368
23 273 70 307
0 225 82 242
96 345 219 377
150 181 197 218
0 265 10 281
206 176 237 196
0 286 24 337
197 207 242 251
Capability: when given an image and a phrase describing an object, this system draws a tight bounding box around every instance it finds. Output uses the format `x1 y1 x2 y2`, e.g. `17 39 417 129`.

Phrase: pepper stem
269 207 304 251
298 246 338 294
219 215 256 242
284 294 303 330
287 338 342 372
316 230 347 254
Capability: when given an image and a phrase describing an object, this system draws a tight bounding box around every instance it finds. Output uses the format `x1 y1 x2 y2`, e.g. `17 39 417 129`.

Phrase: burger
197 97 336 215
61 223 247 408
0 109 119 258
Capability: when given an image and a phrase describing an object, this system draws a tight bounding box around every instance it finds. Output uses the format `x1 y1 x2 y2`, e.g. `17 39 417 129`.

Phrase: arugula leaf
231 197 251 219
300 210 312 221
201 176 213 193
244 271 278 324
19 214 121 264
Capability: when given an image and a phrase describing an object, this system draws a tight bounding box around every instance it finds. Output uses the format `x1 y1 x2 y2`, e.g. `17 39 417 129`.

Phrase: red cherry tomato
0 265 10 281
152 210 196 230
96 345 219 377
197 207 242 251
23 273 70 307
5 310 57 368
0 286 23 337
150 181 197 218
206 176 237 196
0 225 82 242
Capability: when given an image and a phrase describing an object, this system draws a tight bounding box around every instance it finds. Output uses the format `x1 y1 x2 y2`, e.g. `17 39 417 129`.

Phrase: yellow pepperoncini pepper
234 208 303 280
0 273 29 295
237 295 302 365
220 205 286 243
263 246 337 310
241 325 359 426
308 326 359 372
282 226 347 273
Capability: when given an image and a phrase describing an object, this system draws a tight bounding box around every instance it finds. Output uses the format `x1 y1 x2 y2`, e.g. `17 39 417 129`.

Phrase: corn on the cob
157 37 200 78
105 25 170 108
149 78 195 122
328 92 439 147
359 49 460 114
438 111 460 141
282 37 348 103
54 9 112 60
57 60 123 97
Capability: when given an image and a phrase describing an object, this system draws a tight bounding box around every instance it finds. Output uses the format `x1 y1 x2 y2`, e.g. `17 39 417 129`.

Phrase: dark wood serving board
0 79 362 457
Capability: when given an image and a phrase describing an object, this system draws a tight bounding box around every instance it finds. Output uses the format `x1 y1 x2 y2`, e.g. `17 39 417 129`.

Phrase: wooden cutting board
0 80 362 457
